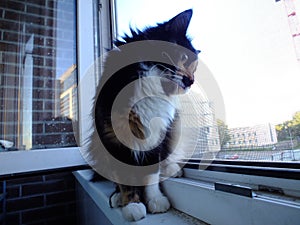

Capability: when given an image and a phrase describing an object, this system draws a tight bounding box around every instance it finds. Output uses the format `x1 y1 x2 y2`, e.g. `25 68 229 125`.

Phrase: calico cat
92 9 199 221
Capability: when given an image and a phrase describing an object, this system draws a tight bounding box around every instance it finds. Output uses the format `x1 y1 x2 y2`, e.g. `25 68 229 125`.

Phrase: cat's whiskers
149 63 176 74
148 64 182 81
161 52 178 68
162 51 195 82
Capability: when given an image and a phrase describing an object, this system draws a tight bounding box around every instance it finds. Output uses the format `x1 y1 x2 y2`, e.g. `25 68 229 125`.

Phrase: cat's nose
182 76 194 87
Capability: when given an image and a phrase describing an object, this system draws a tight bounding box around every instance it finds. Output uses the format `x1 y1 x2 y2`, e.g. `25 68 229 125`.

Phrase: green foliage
217 119 231 149
276 111 300 141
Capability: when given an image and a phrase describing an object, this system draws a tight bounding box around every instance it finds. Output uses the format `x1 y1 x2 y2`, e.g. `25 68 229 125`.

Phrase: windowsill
164 169 300 225
73 170 207 225
0 148 87 178
74 169 300 225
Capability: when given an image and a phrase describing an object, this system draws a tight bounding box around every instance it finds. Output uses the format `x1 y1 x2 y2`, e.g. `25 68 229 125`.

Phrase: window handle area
214 182 254 198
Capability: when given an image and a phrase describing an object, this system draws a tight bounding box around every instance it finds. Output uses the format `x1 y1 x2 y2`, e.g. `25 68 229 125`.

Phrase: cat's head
116 9 200 95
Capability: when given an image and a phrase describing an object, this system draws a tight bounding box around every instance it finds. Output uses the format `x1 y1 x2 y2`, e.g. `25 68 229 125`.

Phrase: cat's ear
165 9 193 35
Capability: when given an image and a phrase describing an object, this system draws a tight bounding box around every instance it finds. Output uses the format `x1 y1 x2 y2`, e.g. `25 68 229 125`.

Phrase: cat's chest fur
118 64 178 152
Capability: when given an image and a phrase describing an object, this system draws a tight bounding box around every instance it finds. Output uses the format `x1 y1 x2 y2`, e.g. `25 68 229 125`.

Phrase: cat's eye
181 53 188 63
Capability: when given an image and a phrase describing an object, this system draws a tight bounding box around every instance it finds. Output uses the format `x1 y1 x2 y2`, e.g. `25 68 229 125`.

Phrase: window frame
183 159 300 193
0 0 117 177
1 1 299 218
184 159 300 180
162 173 300 225
0 148 87 178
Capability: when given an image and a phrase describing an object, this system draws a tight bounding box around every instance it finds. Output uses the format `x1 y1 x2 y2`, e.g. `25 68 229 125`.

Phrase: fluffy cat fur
92 9 199 221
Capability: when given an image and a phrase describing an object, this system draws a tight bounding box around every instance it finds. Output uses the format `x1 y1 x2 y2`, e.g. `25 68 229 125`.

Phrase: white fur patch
109 65 179 153
122 203 147 221
147 195 170 213
130 66 178 151
160 162 183 178
110 192 122 208
144 177 171 214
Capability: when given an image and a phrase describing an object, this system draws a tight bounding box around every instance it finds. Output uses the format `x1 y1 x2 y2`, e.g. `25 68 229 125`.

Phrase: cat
92 9 199 221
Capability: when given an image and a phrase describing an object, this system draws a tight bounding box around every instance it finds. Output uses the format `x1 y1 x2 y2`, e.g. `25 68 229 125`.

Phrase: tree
292 111 300 125
217 119 231 149
291 111 300 138
276 111 300 141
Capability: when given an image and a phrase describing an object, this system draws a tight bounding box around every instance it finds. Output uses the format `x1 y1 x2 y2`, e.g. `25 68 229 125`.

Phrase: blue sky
116 0 300 128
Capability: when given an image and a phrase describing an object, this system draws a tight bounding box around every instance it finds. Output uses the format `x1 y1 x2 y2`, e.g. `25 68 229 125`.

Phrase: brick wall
0 0 77 150
0 1 78 221
1 181 4 224
33 117 77 149
2 172 76 225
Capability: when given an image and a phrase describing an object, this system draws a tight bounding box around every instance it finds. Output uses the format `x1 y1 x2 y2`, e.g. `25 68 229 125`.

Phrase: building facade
227 123 278 148
179 83 221 158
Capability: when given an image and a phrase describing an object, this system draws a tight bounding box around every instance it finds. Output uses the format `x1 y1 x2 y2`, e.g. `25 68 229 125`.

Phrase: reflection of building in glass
227 124 278 148
0 0 77 150
58 64 77 119
179 83 220 158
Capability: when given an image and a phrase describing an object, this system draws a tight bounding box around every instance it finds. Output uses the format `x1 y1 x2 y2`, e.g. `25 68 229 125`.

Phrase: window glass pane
0 0 77 151
115 0 300 162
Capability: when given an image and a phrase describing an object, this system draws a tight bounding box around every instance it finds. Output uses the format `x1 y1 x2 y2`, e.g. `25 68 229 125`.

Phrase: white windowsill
163 169 300 225
73 170 207 225
0 148 87 176
74 169 300 225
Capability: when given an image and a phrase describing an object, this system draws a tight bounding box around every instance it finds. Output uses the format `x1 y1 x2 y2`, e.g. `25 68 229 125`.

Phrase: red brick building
0 0 77 150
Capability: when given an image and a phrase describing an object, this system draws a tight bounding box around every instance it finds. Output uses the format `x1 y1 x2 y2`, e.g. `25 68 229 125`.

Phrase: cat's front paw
147 195 170 213
122 203 147 221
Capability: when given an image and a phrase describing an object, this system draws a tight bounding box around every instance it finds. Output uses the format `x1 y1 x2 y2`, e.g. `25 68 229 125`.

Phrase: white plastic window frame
0 0 117 177
162 172 300 225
